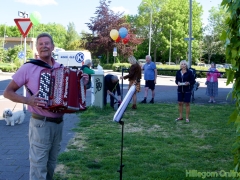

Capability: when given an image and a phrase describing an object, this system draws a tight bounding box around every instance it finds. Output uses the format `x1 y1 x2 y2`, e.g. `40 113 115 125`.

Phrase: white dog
2 109 25 126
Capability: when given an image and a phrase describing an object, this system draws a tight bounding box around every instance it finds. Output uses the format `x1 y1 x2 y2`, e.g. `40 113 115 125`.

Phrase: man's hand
27 90 47 107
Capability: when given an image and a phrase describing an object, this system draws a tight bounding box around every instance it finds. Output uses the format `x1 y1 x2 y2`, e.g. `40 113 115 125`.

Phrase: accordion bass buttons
38 72 51 101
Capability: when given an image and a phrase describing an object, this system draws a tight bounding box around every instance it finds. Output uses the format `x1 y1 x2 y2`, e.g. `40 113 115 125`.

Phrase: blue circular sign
75 52 84 63
18 51 25 59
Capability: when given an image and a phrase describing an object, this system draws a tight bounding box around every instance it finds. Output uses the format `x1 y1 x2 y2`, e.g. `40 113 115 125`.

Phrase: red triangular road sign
14 18 33 38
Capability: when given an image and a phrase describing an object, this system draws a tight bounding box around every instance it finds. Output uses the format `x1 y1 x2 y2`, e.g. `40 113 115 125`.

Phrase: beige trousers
29 117 63 180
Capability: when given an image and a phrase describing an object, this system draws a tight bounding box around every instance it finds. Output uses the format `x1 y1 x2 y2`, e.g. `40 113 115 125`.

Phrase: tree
136 0 203 64
0 25 22 37
0 23 68 46
137 0 165 62
6 44 33 67
203 6 229 64
221 0 240 173
64 22 82 50
202 34 222 64
82 0 143 63
30 23 68 48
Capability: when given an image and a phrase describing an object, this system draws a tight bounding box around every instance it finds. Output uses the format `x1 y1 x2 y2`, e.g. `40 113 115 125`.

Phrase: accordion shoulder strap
25 59 52 69
25 85 33 96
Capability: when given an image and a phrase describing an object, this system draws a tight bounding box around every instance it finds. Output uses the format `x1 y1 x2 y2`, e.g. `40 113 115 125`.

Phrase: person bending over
104 74 121 108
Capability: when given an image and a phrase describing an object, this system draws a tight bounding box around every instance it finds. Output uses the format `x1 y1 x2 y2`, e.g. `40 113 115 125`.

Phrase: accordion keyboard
39 72 51 101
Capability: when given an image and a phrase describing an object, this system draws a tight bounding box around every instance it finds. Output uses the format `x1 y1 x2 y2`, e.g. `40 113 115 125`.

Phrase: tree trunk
208 53 212 64
107 51 109 64
154 47 157 62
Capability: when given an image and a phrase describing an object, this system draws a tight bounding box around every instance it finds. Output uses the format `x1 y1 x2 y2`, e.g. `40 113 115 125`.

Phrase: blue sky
1 0 222 34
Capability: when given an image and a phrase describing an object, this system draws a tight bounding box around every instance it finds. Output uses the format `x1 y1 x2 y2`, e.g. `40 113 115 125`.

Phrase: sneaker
141 99 146 104
149 99 154 104
175 117 183 121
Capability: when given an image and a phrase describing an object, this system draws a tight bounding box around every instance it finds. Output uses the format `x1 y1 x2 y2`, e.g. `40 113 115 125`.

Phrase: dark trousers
104 89 116 108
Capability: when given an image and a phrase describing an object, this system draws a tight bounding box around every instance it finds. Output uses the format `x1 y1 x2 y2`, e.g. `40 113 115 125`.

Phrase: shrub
101 63 112 70
0 62 17 72
112 63 131 72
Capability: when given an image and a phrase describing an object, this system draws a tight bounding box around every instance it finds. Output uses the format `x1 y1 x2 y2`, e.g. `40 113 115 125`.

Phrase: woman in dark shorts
175 60 195 123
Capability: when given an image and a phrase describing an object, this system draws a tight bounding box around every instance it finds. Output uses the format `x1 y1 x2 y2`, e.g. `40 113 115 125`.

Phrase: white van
54 51 91 68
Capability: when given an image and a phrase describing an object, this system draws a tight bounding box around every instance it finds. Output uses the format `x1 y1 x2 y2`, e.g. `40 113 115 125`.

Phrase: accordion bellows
38 67 87 113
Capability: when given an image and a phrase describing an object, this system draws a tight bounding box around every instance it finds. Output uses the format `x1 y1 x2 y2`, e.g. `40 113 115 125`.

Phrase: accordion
38 67 88 113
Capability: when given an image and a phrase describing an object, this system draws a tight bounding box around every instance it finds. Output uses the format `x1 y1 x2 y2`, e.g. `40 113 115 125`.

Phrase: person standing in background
175 60 195 123
81 59 95 89
206 62 221 103
120 56 142 109
141 55 157 104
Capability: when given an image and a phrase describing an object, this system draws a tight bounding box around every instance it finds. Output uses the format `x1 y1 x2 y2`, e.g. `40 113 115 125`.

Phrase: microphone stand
117 120 125 180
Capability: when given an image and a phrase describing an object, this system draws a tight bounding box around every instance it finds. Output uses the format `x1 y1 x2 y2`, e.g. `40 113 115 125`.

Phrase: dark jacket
123 63 142 82
104 74 121 96
175 69 195 92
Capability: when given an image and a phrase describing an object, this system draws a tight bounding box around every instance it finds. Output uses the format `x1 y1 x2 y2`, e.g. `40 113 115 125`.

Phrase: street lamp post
188 0 192 68
148 8 152 56
169 29 171 64
2 23 6 49
143 2 152 56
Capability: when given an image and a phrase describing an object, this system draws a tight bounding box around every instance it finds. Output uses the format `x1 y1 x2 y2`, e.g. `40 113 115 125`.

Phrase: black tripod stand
113 83 136 179
117 120 125 180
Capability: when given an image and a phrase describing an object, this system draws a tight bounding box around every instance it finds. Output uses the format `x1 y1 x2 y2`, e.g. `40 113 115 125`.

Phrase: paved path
0 71 234 180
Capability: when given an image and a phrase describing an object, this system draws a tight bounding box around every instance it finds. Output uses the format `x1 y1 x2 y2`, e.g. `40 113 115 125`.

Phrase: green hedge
0 63 18 72
110 63 226 78
0 62 226 79
112 63 131 72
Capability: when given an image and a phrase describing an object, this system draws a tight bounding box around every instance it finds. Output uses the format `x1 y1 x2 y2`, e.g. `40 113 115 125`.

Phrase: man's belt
31 113 63 124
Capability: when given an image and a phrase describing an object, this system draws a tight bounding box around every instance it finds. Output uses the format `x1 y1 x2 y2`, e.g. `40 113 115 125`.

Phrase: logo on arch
75 52 84 63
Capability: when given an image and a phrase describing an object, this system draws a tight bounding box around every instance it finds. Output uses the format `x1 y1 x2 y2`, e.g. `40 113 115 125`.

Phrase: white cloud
15 0 58 6
111 6 130 15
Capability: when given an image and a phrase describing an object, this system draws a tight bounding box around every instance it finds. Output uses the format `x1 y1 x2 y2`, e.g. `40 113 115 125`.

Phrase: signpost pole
14 17 32 113
188 0 192 68
169 29 171 64
23 36 27 112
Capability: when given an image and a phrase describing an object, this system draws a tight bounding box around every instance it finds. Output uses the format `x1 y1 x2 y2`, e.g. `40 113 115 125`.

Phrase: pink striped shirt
12 58 64 118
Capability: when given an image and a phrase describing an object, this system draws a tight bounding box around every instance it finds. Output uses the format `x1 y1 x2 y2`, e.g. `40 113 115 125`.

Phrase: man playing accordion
4 33 88 179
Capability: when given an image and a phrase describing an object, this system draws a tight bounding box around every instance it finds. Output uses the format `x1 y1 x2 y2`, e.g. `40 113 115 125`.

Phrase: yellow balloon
110 29 119 41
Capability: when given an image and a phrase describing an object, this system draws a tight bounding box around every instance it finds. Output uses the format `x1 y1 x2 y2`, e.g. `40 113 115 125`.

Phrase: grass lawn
54 103 236 180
